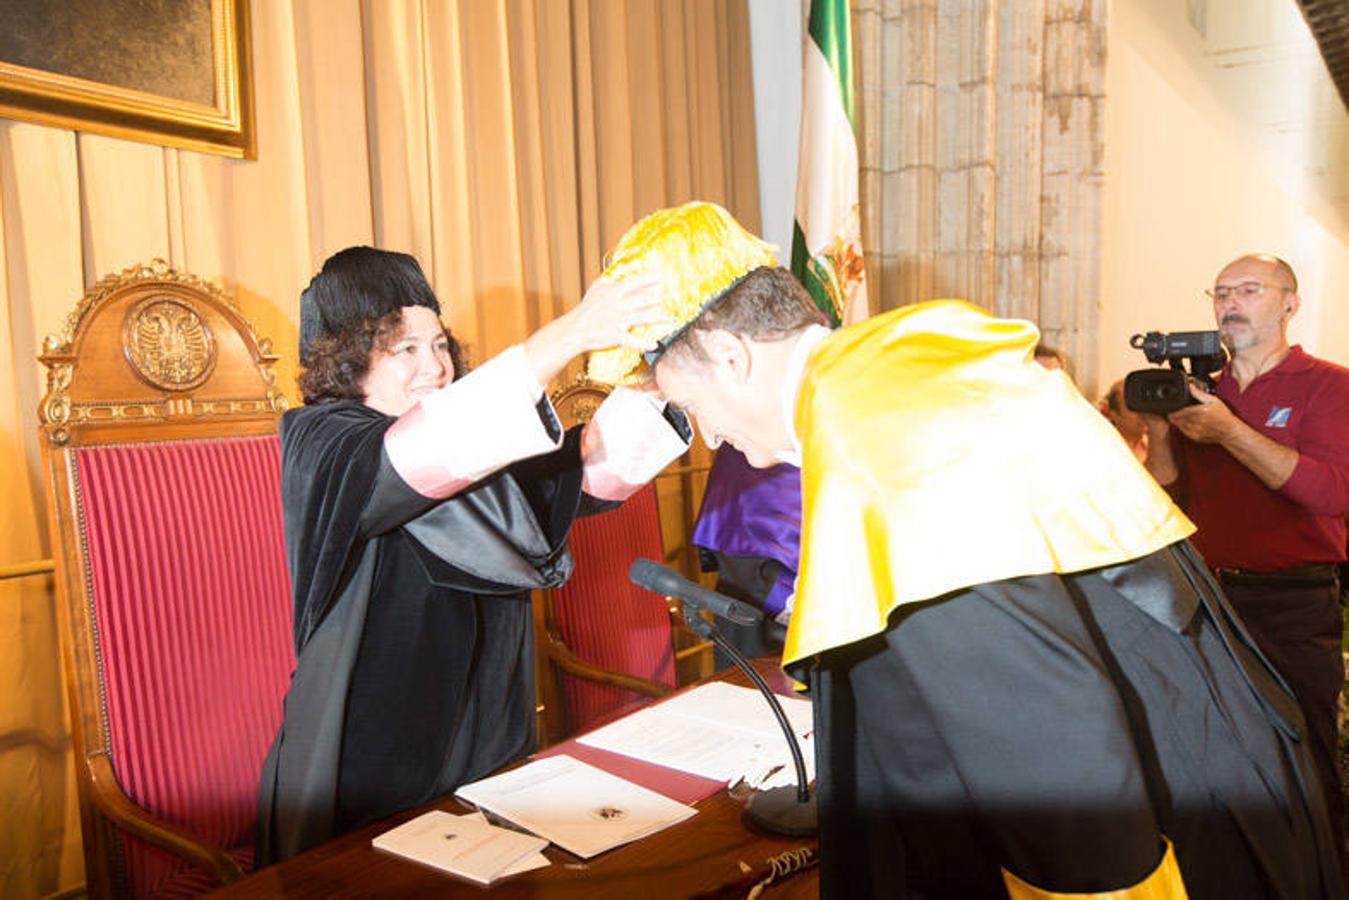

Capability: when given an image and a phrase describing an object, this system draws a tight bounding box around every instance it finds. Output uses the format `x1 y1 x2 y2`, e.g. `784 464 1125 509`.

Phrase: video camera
1123 331 1226 415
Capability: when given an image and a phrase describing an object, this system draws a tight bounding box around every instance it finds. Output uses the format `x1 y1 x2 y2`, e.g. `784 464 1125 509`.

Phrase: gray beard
1219 323 1253 352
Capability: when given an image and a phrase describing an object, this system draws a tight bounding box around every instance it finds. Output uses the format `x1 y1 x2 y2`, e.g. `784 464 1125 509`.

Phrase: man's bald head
1218 254 1297 293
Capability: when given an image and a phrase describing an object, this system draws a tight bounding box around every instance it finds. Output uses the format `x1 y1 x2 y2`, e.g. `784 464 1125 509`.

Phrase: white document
371 810 547 885
577 681 814 789
459 812 551 876
455 754 698 859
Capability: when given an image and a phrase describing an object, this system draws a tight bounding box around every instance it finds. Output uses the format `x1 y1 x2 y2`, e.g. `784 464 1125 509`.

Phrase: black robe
806 541 1342 899
257 400 592 865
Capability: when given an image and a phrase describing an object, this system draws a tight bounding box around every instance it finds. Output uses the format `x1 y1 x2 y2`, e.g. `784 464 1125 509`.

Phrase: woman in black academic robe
257 247 686 864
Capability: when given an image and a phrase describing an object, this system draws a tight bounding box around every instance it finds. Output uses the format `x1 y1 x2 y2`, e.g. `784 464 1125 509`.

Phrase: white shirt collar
776 324 831 467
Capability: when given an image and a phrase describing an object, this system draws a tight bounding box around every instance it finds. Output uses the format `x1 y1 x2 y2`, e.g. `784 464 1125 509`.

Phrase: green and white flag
792 0 868 327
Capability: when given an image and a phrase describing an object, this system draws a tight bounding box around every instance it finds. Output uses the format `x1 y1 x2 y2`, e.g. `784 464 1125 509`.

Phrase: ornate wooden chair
36 260 294 898
534 376 704 745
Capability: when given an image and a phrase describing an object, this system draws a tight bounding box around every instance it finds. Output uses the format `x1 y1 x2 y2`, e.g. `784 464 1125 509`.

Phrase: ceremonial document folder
577 681 814 789
455 754 697 858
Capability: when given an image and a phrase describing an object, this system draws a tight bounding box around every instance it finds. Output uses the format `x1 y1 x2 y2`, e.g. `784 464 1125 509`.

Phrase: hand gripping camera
1123 331 1226 415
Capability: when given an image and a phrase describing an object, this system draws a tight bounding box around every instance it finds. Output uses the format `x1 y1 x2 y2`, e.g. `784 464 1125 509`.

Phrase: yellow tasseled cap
586 201 777 385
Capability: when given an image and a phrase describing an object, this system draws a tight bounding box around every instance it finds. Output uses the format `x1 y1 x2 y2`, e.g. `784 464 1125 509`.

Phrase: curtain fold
0 2 756 895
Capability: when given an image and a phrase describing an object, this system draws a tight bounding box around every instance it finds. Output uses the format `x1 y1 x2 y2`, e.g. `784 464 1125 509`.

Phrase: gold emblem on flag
818 205 866 320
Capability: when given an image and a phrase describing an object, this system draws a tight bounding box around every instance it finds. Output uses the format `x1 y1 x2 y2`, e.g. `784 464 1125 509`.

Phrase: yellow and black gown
784 301 1341 899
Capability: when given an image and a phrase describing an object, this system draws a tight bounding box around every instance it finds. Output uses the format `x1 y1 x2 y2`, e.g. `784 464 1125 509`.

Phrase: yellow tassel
587 201 776 385
1001 838 1188 900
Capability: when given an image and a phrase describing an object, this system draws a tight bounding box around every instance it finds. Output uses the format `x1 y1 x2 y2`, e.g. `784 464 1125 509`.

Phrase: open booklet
576 681 814 790
371 809 550 885
455 753 697 858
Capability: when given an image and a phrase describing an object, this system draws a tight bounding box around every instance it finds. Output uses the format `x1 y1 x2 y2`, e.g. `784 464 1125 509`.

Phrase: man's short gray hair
659 266 826 365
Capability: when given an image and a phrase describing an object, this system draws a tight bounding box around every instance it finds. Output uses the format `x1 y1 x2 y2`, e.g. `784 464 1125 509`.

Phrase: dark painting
0 0 252 157
0 0 216 107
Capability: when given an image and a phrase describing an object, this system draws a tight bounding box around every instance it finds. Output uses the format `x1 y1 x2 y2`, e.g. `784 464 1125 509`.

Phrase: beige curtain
853 0 1107 395
0 2 757 895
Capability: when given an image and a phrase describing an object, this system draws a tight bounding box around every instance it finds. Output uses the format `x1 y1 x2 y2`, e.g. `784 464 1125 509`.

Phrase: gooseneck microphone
629 558 763 626
628 558 816 837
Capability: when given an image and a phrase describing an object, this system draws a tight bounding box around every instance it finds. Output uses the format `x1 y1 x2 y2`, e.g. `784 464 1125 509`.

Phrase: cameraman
1143 253 1349 849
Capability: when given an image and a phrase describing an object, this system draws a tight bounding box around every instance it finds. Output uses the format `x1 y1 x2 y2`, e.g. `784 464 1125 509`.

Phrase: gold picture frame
0 0 254 159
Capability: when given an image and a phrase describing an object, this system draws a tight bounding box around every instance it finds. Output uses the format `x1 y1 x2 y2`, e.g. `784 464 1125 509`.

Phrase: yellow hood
783 300 1194 668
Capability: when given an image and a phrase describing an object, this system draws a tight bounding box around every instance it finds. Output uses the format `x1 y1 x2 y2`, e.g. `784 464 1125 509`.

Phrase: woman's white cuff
384 345 561 498
580 387 692 501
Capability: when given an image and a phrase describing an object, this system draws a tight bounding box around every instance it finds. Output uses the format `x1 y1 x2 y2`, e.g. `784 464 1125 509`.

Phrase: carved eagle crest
124 297 217 390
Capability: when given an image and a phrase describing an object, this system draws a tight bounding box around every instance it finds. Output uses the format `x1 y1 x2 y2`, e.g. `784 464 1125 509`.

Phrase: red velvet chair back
37 261 293 898
74 438 292 896
549 483 677 735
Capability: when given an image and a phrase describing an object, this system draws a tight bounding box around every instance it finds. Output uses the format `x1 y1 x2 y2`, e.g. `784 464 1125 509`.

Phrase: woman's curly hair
298 312 467 404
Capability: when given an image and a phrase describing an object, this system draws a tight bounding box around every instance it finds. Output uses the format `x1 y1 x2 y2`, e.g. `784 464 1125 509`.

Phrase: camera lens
1124 368 1189 414
1140 381 1180 403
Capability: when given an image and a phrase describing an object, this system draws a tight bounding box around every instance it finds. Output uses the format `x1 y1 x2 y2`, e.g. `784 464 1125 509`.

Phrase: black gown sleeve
280 401 394 649
282 400 585 646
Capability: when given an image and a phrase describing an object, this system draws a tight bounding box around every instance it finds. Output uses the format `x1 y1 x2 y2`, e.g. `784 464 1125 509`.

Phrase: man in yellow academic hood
589 201 1342 899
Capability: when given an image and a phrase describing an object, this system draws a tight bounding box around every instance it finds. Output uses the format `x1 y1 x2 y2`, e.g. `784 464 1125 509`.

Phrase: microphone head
628 557 670 594
630 557 763 625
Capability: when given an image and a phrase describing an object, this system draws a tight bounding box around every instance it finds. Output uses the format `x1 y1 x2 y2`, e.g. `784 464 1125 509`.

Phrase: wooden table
212 661 819 899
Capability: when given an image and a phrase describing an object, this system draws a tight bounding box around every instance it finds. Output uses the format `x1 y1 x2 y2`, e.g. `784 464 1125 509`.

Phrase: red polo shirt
1167 345 1349 571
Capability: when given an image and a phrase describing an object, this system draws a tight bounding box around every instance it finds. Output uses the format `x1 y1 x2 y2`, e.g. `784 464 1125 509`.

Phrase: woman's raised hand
523 271 671 386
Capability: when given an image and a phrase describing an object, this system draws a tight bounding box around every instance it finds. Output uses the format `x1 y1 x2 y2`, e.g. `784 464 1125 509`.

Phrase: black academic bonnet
298 246 441 361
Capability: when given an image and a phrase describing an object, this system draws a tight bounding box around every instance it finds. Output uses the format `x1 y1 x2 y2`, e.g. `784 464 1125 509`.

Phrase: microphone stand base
746 785 817 836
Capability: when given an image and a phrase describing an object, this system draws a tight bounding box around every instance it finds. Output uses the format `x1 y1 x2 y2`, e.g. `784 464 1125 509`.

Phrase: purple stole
691 446 802 618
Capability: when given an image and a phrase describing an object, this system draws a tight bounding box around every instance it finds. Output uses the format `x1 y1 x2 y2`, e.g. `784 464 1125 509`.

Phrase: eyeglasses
1205 281 1288 302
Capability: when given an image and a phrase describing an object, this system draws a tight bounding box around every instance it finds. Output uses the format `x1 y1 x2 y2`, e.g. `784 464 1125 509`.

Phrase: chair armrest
540 631 673 699
86 751 245 884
